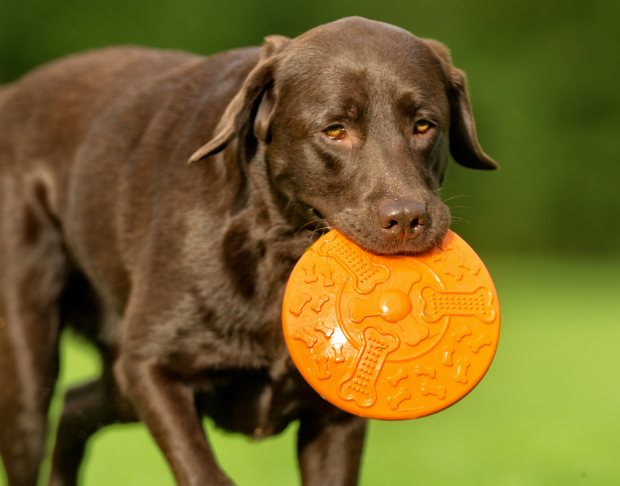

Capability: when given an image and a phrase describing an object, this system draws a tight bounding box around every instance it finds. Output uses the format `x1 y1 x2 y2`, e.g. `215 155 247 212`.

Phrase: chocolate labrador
0 16 497 486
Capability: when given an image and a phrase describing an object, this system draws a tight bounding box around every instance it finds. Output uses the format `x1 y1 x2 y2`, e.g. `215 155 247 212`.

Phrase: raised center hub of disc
378 289 412 322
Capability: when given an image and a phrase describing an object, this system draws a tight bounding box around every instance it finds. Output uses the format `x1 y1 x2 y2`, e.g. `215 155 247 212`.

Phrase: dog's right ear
188 35 291 164
424 39 498 171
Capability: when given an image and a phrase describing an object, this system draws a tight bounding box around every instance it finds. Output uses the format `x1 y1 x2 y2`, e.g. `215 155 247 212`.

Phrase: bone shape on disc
421 286 496 323
315 355 331 380
387 368 408 387
338 327 400 408
469 333 492 353
293 327 317 348
314 320 334 338
420 380 446 399
387 388 411 410
319 235 390 294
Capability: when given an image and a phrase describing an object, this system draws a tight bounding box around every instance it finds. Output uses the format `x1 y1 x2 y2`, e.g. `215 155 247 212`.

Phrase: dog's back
0 45 263 485
0 45 256 205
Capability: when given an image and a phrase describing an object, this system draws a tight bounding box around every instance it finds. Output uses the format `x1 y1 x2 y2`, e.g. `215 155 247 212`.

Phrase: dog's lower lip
341 228 440 256
305 205 332 231
309 207 330 226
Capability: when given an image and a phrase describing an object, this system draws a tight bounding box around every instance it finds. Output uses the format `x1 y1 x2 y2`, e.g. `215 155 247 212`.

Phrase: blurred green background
1 0 619 484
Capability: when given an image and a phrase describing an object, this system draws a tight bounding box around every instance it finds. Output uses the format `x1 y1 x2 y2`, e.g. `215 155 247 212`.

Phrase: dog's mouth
301 204 332 233
349 229 446 256
309 206 328 225
299 201 450 256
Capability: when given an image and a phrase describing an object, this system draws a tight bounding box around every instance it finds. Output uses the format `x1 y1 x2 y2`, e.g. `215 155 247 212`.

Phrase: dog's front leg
116 357 234 486
297 410 367 486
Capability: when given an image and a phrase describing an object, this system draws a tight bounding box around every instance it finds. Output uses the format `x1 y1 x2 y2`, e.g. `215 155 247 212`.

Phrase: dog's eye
324 125 346 140
414 120 432 134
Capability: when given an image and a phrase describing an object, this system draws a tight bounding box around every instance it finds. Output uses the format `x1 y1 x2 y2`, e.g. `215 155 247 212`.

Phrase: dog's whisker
441 194 468 204
296 216 335 239
436 184 456 192
449 217 471 225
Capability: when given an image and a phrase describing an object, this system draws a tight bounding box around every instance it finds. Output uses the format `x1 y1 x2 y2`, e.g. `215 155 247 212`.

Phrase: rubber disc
282 230 500 420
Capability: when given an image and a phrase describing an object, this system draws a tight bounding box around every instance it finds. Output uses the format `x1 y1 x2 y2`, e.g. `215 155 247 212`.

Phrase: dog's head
190 17 497 255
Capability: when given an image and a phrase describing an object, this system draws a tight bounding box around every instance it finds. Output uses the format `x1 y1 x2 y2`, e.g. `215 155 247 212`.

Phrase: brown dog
0 17 496 486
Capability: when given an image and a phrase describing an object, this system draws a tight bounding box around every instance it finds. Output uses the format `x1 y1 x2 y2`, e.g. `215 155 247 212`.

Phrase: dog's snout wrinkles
377 200 428 240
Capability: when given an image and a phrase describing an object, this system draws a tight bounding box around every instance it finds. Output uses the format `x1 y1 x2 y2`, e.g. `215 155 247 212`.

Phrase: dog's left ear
188 35 291 164
424 39 498 170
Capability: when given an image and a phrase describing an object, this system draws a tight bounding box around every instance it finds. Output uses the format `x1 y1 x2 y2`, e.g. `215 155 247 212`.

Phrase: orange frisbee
282 230 500 420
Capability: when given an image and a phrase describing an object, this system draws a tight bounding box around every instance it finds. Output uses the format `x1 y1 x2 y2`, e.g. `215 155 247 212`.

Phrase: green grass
2 255 620 485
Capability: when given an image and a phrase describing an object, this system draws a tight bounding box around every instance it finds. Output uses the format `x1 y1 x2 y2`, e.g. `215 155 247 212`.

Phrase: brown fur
0 17 495 486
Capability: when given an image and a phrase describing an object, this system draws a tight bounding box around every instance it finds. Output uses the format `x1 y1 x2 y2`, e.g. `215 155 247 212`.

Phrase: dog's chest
159 212 324 433
194 364 317 438
168 216 312 371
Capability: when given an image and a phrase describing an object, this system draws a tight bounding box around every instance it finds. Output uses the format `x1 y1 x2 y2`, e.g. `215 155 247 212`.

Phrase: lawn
2 254 619 485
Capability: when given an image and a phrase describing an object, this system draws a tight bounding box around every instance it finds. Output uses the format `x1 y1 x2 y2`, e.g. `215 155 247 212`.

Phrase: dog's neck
220 132 323 245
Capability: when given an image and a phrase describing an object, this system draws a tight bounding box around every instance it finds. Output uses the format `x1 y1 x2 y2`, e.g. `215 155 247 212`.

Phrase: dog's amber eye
324 125 346 140
414 120 432 134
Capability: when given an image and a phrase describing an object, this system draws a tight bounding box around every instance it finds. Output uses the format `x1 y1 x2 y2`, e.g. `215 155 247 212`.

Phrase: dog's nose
377 200 427 240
